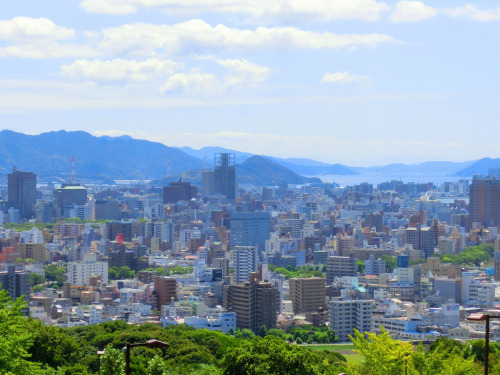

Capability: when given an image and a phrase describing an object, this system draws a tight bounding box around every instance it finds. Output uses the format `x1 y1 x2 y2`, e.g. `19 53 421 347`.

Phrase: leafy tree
259 325 267 338
30 273 46 286
234 329 255 340
220 336 332 375
350 328 414 375
100 346 125 375
108 266 136 280
45 264 66 282
350 328 479 375
28 320 80 369
380 255 397 272
147 355 168 375
0 289 44 374
357 259 365 273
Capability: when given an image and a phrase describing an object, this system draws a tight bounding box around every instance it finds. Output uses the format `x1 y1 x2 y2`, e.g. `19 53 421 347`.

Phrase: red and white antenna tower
166 156 171 179
71 156 77 184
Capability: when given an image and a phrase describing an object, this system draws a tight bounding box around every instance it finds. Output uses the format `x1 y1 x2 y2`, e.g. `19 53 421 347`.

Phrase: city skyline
1 1 500 166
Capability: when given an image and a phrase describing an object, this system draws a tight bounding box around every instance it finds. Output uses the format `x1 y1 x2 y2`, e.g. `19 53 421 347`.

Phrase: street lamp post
123 339 170 375
467 313 500 375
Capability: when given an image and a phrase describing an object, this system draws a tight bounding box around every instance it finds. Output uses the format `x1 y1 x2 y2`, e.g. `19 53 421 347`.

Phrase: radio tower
71 156 77 184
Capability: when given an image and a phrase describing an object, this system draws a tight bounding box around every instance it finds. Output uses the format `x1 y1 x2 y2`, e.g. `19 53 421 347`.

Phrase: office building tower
163 179 197 204
224 272 277 333
95 200 121 221
231 212 271 251
326 254 357 284
364 255 386 276
289 277 326 314
328 299 373 342
106 221 132 242
7 168 37 220
0 265 30 302
404 225 436 258
55 183 87 218
364 212 383 232
154 276 177 310
469 176 500 227
214 153 235 200
233 246 258 284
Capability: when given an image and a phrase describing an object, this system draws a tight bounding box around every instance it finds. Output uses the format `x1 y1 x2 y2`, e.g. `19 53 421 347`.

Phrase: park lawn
344 354 363 363
302 344 356 351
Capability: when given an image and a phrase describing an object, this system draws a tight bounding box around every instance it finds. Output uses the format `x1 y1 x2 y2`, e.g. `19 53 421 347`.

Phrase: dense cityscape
1 149 500 373
3 0 500 372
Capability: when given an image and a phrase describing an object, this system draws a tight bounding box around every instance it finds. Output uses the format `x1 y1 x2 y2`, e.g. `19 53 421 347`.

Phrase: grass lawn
344 354 363 363
302 344 356 351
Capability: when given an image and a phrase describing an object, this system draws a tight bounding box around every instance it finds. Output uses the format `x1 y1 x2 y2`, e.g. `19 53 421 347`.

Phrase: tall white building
67 253 108 285
328 299 374 342
233 246 258 284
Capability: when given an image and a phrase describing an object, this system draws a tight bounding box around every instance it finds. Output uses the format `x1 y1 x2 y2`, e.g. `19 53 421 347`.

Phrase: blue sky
0 0 499 166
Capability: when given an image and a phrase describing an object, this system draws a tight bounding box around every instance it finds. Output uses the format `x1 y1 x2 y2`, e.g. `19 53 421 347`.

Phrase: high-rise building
95 200 121 221
55 183 87 218
67 253 108 285
404 225 435 258
289 277 326 314
364 212 383 232
469 176 500 227
224 272 277 333
328 299 374 342
163 179 197 204
364 255 386 276
214 153 235 200
7 168 37 220
0 265 30 302
16 243 50 264
231 212 271 251
233 246 258 284
326 254 357 284
106 221 132 242
154 276 177 309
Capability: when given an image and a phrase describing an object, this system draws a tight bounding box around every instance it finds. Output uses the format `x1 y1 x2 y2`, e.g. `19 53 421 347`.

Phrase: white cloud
60 58 183 83
80 0 390 22
446 5 500 22
162 57 272 94
390 1 438 23
0 17 74 42
0 17 98 58
321 71 368 84
80 0 137 14
98 20 396 57
162 69 220 94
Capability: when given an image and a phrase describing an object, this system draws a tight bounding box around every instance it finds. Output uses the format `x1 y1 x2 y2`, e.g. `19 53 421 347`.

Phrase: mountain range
0 130 497 184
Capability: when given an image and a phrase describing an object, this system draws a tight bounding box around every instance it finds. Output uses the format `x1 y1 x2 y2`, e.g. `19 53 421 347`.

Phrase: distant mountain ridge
455 157 500 177
0 130 204 180
0 130 492 183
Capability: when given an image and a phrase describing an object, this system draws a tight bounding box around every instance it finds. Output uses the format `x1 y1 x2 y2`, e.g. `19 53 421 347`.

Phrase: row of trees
268 264 325 279
440 243 494 267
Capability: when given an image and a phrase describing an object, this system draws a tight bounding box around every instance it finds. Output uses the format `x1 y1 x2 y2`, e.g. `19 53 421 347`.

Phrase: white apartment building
233 246 258 284
328 299 374 342
67 253 108 285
